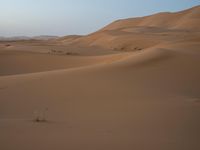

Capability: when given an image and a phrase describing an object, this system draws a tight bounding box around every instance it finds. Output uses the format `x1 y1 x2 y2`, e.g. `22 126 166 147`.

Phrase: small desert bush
33 108 48 123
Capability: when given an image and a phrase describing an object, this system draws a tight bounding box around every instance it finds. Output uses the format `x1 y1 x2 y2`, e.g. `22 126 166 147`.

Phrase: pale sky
0 0 199 37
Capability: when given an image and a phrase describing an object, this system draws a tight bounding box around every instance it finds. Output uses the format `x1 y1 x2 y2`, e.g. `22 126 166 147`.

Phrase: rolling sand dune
0 6 200 150
101 5 200 31
65 5 200 51
0 50 128 76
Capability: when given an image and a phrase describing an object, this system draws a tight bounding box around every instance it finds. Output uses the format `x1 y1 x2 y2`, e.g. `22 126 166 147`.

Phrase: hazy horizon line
1 3 199 37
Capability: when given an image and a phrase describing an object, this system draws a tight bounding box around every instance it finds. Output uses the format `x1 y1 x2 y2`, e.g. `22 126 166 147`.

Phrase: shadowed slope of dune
0 50 128 76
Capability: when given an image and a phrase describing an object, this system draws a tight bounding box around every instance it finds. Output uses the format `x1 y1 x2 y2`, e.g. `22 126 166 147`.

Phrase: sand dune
0 50 128 76
0 6 200 150
101 5 200 31
57 6 200 52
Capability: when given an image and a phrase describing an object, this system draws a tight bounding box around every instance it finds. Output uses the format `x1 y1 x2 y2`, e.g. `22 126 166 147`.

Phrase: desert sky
0 0 199 36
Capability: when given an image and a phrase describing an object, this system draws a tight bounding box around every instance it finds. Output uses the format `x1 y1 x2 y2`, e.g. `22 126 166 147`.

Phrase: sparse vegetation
49 49 78 55
50 49 63 54
33 108 48 123
5 44 11 47
65 52 78 55
112 46 143 52
134 47 142 51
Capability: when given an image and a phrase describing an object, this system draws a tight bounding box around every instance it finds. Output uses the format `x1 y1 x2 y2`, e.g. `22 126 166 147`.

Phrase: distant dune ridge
0 35 59 41
0 6 200 150
59 5 200 50
101 5 200 31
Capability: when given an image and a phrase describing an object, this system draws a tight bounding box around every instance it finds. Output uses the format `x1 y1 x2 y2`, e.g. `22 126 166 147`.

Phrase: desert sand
0 6 200 150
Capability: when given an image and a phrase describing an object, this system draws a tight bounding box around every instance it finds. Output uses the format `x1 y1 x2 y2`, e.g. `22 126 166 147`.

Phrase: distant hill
0 35 59 41
59 5 200 51
101 5 200 31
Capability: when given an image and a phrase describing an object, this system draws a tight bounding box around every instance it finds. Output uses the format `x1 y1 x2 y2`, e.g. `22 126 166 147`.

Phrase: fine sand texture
0 6 200 150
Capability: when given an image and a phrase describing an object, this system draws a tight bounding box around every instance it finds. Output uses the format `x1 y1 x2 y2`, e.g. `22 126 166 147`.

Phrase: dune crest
57 6 200 52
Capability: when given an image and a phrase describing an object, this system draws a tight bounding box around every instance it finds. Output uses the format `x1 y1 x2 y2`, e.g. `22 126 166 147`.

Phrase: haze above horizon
0 0 199 37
